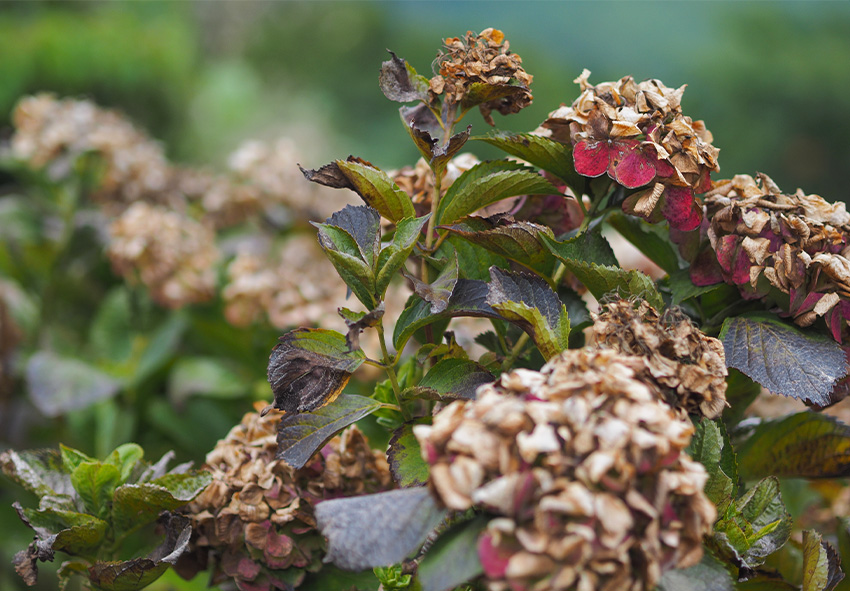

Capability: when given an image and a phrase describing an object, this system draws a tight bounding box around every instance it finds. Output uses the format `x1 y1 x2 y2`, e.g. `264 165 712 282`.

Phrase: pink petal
715 235 750 285
695 168 713 193
654 158 676 178
661 186 702 231
612 143 657 188
478 533 510 578
689 248 725 286
573 140 611 177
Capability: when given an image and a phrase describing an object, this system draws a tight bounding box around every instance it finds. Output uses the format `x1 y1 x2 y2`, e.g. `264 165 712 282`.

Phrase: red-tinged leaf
610 140 656 189
573 140 610 177
276 394 382 469
690 247 727 287
316 487 447 571
662 186 702 231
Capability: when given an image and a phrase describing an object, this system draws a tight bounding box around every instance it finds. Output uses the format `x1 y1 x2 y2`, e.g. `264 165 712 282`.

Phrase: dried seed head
538 71 720 231
430 28 533 124
178 403 392 589
696 173 850 341
416 349 715 591
592 298 728 419
108 202 218 308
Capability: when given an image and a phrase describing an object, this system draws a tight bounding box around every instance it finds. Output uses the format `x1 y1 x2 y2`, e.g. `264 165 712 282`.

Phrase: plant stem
377 322 410 421
501 332 530 372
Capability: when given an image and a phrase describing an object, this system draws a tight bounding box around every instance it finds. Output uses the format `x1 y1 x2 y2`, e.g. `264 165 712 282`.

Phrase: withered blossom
108 202 218 308
592 298 728 418
430 28 533 125
415 349 715 591
177 403 392 591
538 70 720 231
694 173 850 342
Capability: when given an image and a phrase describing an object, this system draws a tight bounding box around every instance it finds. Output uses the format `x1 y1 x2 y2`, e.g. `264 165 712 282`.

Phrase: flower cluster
178 404 392 591
538 70 719 231
415 349 715 591
429 28 533 125
695 173 850 341
592 298 728 418
108 202 219 308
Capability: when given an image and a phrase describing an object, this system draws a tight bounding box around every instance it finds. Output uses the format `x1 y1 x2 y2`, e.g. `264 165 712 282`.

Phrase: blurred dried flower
430 28 533 125
696 173 850 341
178 403 392 590
108 202 218 308
415 348 715 591
592 298 728 418
10 94 179 210
539 70 719 231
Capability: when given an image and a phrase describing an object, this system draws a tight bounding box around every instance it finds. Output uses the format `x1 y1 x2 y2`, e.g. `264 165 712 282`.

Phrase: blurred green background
1 2 848 590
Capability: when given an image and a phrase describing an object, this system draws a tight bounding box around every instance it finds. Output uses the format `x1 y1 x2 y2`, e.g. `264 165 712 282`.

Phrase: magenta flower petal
689 248 725 286
715 235 751 285
654 158 676 178
573 140 611 177
478 533 510 578
661 186 702 231
612 142 657 189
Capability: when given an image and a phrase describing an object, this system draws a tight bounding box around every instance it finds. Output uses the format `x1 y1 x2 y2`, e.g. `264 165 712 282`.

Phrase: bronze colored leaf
267 329 366 414
379 51 430 104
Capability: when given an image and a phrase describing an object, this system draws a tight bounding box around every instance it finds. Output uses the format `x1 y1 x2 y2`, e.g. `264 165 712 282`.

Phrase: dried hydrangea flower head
415 349 715 591
178 403 392 590
592 298 728 418
108 202 218 308
9 94 180 210
430 28 533 125
538 70 719 231
696 173 850 341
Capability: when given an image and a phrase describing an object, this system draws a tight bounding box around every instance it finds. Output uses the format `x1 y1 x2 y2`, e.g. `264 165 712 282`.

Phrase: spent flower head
415 348 715 591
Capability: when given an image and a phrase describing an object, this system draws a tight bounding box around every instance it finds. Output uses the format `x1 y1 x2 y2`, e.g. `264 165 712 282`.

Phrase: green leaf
168 356 246 406
277 394 382 469
337 157 417 223
60 444 95 475
688 419 738 513
379 50 430 104
487 267 570 360
26 351 122 417
667 268 725 305
403 358 494 402
538 225 618 268
70 461 121 520
319 245 377 308
441 216 557 276
393 279 501 351
657 549 735 591
0 449 72 497
837 518 850 591
89 287 133 363
268 328 367 414
418 515 487 591
316 487 447 571
132 313 187 386
105 443 144 484
400 105 470 173
112 472 212 536
472 131 583 189
802 530 844 591
608 212 681 274
387 423 430 488
714 476 792 569
376 214 431 296
15 503 108 559
735 412 850 480
88 514 191 591
303 565 381 591
436 162 560 225
719 315 848 406
403 253 459 314
437 234 508 281
723 369 762 427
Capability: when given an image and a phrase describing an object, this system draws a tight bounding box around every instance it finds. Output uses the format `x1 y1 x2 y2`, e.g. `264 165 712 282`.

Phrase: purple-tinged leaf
487 267 570 360
316 487 446 571
276 394 382 469
393 279 501 351
14 502 108 560
379 51 430 104
400 104 470 173
402 358 494 403
268 329 366 415
418 516 487 591
402 253 458 315
387 423 430 488
735 412 850 480
573 140 610 177
719 316 848 406
1 448 73 497
802 530 844 591
322 205 381 266
340 303 385 351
